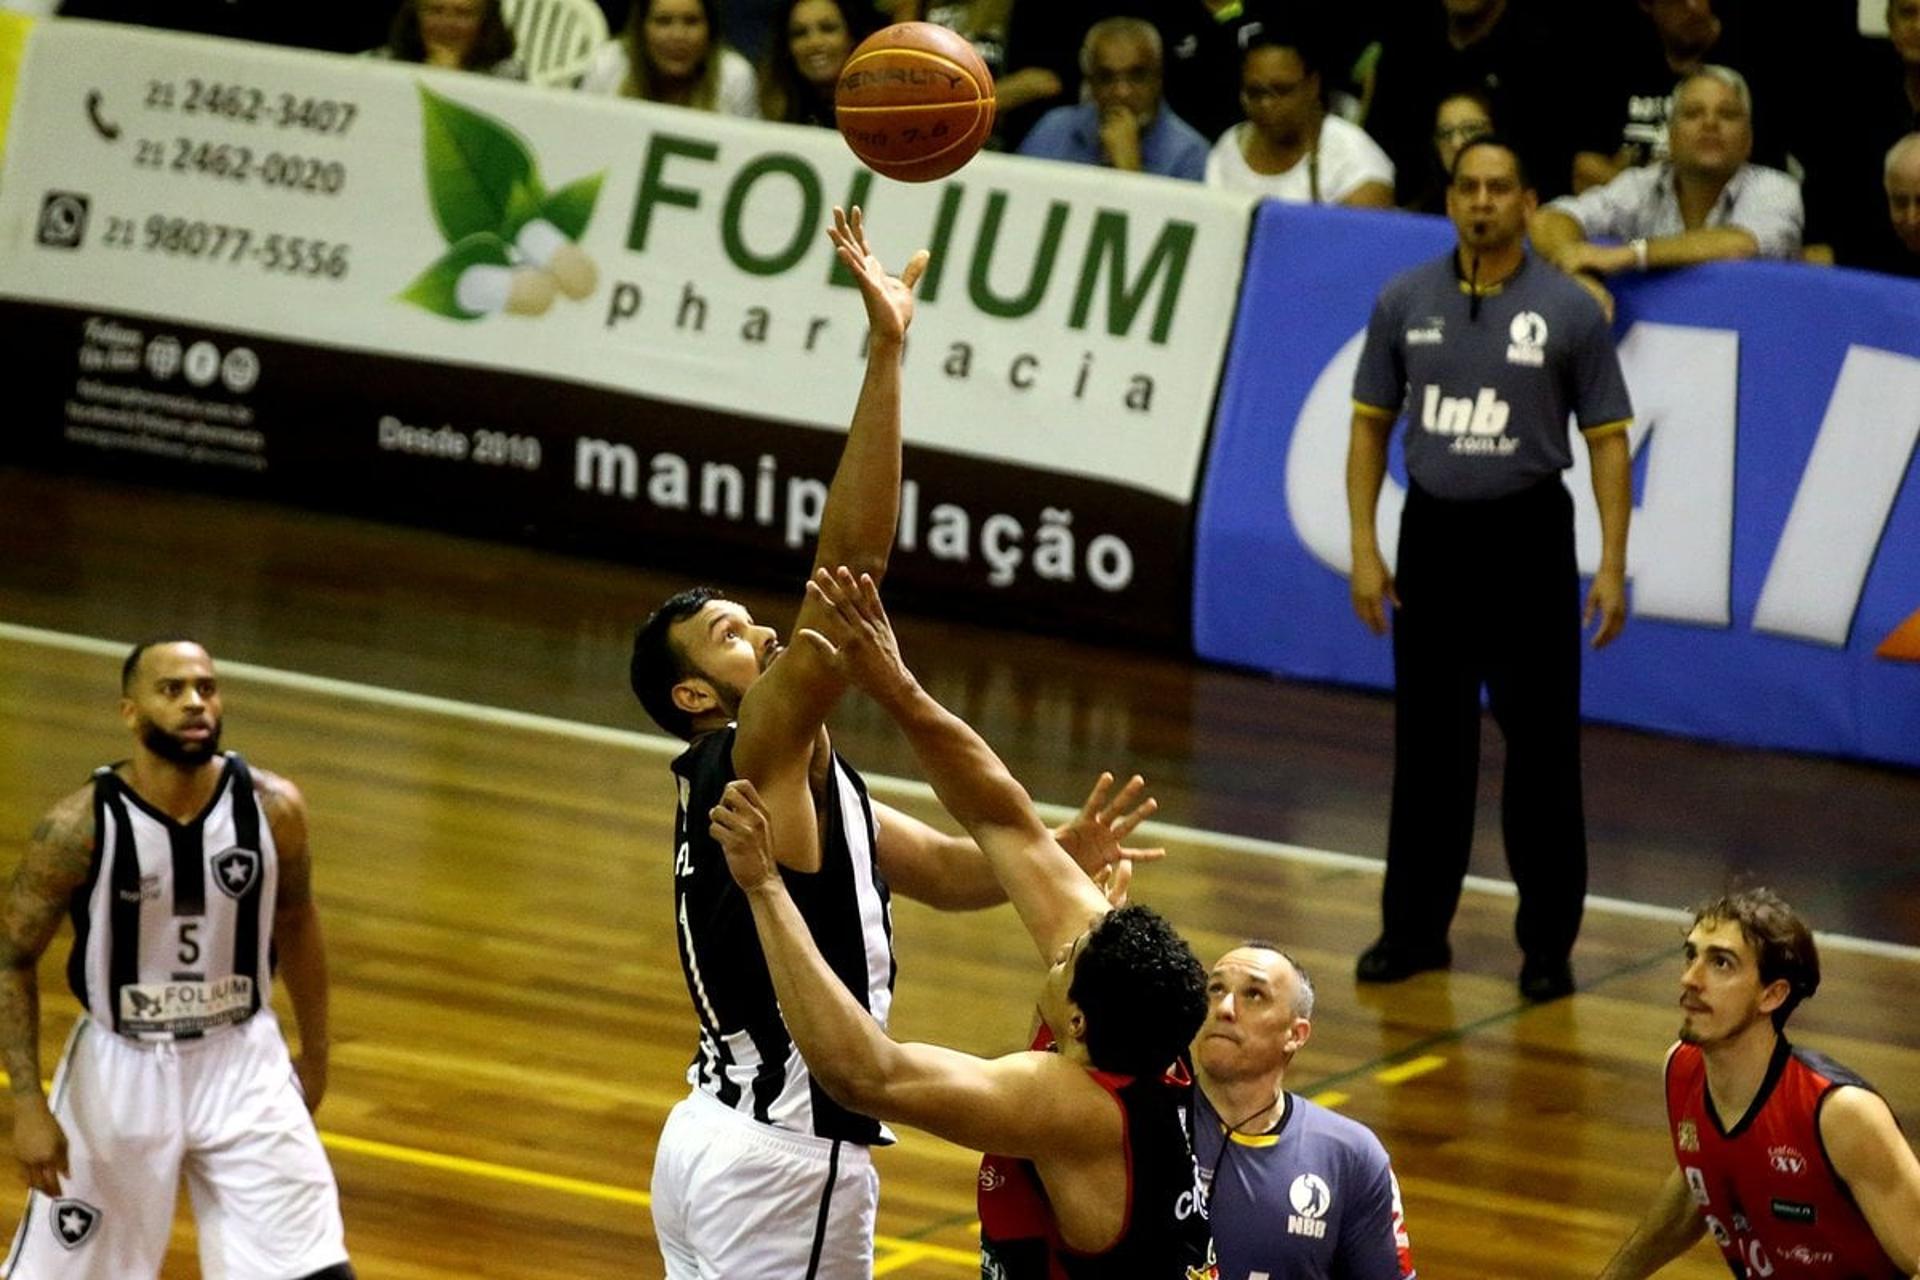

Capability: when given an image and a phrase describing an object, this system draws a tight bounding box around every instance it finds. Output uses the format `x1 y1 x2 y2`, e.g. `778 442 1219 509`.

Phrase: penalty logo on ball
835 23 996 183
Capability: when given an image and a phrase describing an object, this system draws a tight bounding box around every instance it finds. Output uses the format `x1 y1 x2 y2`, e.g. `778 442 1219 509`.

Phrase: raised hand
1054 772 1166 880
826 205 929 346
710 779 782 893
802 566 916 705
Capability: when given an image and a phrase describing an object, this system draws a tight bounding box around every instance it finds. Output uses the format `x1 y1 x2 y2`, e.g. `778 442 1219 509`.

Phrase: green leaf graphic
503 175 547 241
537 173 606 242
399 231 514 320
418 84 544 244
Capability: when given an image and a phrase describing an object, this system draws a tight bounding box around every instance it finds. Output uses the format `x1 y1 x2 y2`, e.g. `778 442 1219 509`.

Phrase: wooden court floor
0 468 1916 1278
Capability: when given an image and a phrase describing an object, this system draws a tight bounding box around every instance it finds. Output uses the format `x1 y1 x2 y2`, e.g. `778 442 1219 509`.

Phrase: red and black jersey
1665 1038 1903 1279
979 1030 1216 1279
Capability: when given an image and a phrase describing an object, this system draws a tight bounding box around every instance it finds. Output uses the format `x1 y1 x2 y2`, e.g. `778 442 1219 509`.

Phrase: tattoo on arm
1 792 95 1095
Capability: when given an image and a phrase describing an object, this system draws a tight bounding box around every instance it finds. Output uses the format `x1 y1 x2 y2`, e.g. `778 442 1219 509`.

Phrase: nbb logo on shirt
1418 385 1516 455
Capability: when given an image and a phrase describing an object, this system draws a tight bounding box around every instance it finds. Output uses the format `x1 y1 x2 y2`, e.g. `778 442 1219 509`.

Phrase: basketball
835 23 996 183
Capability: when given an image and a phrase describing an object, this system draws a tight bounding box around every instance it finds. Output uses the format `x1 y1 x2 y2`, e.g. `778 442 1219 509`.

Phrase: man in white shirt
1529 64 1801 317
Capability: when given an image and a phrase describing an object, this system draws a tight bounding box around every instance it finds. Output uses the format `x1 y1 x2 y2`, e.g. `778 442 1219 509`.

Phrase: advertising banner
0 20 1254 642
1195 201 1920 767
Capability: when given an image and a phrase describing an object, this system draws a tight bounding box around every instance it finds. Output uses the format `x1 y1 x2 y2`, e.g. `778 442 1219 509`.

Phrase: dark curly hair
1069 905 1207 1078
1692 888 1821 1031
630 587 721 740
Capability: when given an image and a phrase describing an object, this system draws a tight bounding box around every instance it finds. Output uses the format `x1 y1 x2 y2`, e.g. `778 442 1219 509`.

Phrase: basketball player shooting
630 207 1165 1279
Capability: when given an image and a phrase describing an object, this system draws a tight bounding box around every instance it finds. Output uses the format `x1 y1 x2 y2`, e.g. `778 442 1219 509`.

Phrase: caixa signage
1194 203 1920 767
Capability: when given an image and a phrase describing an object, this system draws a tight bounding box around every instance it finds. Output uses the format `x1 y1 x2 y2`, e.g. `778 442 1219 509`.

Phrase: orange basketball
835 22 996 183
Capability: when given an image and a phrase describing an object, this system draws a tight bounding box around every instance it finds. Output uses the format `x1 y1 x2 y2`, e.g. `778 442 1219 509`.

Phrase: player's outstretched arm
1595 1166 1706 1280
260 770 332 1114
870 776 1163 913
0 788 94 1196
710 780 1116 1157
729 208 931 868
1820 1086 1920 1274
801 568 1110 960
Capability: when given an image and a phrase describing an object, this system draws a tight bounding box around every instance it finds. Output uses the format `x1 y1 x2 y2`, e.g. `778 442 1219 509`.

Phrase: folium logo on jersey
1286 1172 1332 1239
1419 385 1518 456
51 1198 101 1250
399 87 605 322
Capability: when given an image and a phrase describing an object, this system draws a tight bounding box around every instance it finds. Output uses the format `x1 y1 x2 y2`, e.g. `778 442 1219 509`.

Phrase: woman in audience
758 0 877 126
376 0 524 78
1206 33 1394 207
1408 88 1496 212
580 0 758 117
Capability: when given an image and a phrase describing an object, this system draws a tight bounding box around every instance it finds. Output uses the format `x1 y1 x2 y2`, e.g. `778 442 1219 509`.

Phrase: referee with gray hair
1346 136 1634 1003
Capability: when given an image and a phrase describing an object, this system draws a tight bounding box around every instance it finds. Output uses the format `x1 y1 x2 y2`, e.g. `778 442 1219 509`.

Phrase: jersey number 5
179 921 202 966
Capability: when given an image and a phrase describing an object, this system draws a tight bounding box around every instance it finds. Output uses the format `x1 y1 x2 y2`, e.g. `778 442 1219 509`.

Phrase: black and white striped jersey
66 753 277 1042
670 726 896 1145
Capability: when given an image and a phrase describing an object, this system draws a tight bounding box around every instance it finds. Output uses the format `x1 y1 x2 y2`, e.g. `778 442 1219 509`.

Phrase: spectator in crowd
1871 132 1920 276
757 0 876 126
580 0 759 117
903 0 1091 149
373 0 525 79
1365 0 1592 203
1816 0 1920 268
1530 66 1802 318
1206 32 1394 205
1407 87 1496 212
1107 0 1378 144
1018 17 1209 182
1193 943 1418 1279
1571 0 1789 194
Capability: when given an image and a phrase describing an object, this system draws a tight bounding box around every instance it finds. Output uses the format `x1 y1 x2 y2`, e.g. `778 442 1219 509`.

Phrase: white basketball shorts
651 1089 879 1280
3 1011 349 1279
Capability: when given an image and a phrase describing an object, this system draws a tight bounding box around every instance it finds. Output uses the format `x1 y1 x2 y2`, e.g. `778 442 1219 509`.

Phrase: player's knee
295 1265 355 1280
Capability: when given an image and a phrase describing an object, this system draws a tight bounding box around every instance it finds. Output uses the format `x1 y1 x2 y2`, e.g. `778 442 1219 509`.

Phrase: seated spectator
1872 132 1920 276
1018 17 1208 181
372 0 525 79
1407 87 1496 212
1530 65 1802 316
580 0 759 117
1571 0 1790 194
1815 0 1920 267
757 0 877 126
1206 33 1394 206
1365 0 1589 202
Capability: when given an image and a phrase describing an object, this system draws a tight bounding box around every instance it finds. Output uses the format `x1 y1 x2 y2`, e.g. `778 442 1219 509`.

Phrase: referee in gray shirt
1346 136 1634 1003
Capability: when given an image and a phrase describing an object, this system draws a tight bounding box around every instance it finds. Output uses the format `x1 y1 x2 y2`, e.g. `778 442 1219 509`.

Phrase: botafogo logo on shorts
51 1198 101 1249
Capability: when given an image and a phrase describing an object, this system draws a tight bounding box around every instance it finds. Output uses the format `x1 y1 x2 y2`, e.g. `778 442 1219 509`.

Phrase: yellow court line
1308 1090 1350 1109
1374 1055 1447 1086
320 1132 981 1268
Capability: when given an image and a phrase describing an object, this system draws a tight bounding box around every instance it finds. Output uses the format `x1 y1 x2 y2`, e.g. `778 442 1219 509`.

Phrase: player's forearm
0 967 44 1099
814 338 905 583
1588 430 1632 576
880 681 1105 952
1597 1172 1705 1279
273 904 332 1057
744 881 899 1107
1347 415 1393 557
905 836 1008 911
